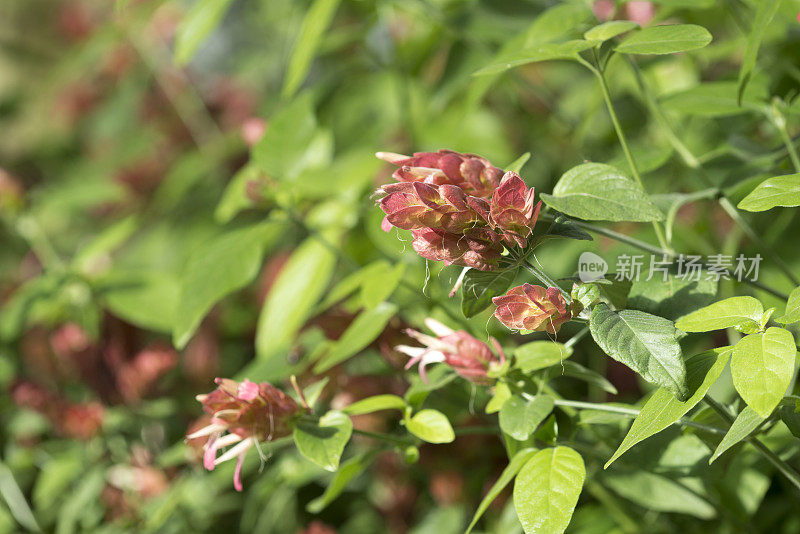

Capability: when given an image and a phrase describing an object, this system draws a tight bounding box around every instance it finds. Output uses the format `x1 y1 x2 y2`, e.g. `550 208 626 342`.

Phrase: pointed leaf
174 0 235 65
731 328 797 417
615 24 712 55
606 346 732 467
499 395 555 441
514 342 573 373
738 174 800 212
343 395 406 416
513 447 585 534
709 406 764 463
306 451 377 513
590 303 688 400
737 0 780 105
314 302 398 373
282 0 341 98
584 21 638 42
675 296 763 333
294 411 353 472
776 286 800 325
540 163 664 222
474 41 596 76
465 448 538 533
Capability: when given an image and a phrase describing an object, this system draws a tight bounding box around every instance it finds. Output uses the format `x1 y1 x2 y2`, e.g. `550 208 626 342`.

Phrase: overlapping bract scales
492 283 571 334
376 150 542 270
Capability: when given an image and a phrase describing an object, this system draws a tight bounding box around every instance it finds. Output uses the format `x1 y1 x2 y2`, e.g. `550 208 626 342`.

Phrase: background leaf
737 0 781 105
615 24 712 55
282 0 341 99
461 267 519 318
174 0 235 65
776 286 800 324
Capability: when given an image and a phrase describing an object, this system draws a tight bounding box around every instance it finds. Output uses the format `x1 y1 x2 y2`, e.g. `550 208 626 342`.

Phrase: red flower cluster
188 378 300 491
492 284 571 334
396 318 506 384
376 150 542 271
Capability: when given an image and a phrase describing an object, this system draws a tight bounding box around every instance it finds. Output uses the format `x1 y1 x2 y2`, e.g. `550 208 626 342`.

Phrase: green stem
564 326 590 350
704 397 800 492
552 399 726 435
773 107 800 172
538 213 790 301
623 56 800 287
590 52 671 253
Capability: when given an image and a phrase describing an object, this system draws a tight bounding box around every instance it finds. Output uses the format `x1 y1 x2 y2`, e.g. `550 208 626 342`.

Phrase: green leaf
731 327 797 417
514 341 573 373
474 40 596 76
737 0 780 105
293 411 353 472
314 302 398 372
342 395 406 416
590 303 688 400
584 21 639 42
55 467 105 534
174 0 235 65
214 163 260 224
99 271 178 333
303 378 330 408
603 471 715 519
306 451 377 513
172 222 283 349
252 93 320 180
661 81 766 117
461 267 519 318
465 448 538 533
359 263 405 310
505 153 531 174
778 396 800 438
499 395 555 441
709 406 764 463
627 272 717 322
615 24 712 55
675 296 763 333
256 233 338 372
405 409 455 444
561 360 618 395
282 0 341 99
0 462 40 532
486 382 512 414
543 216 593 241
540 163 663 222
513 447 585 534
776 287 800 324
737 174 800 212
606 346 732 467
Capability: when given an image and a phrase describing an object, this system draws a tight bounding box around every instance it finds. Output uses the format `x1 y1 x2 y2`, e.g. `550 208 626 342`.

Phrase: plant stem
564 327 590 350
538 213 790 301
623 55 800 287
552 399 726 435
590 52 671 253
771 105 800 172
704 397 800 493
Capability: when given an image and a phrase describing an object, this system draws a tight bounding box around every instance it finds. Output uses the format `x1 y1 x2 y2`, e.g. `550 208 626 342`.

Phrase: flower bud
411 227 502 271
377 149 504 198
396 318 506 384
378 182 490 234
188 378 300 491
492 284 571 334
489 172 542 247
